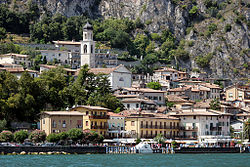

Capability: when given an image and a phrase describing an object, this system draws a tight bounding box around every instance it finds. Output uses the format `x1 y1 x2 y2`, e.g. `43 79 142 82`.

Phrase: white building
0 53 32 67
169 108 231 140
121 98 157 111
107 112 126 138
81 22 96 68
87 64 132 90
40 50 71 65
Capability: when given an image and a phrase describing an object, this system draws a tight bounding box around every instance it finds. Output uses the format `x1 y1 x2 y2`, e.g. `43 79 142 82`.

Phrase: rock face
19 0 250 81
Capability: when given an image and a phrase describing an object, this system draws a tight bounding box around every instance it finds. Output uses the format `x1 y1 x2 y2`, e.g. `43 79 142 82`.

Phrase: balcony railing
141 135 177 139
88 115 109 119
140 125 179 129
210 127 222 131
179 126 198 131
91 125 108 129
177 135 198 139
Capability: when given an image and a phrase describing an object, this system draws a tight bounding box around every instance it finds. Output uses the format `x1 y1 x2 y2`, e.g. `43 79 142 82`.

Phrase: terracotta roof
201 83 221 89
107 112 125 117
122 87 165 93
168 87 191 92
194 100 211 109
114 94 139 98
73 105 110 111
166 95 188 103
154 67 177 72
89 68 116 74
42 111 84 116
169 111 220 116
1 53 30 58
53 41 81 45
39 64 77 72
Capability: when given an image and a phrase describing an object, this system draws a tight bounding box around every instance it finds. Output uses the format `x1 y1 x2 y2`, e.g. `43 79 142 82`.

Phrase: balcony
177 135 198 140
141 135 177 139
210 127 222 131
140 125 179 129
88 115 109 119
91 125 108 129
180 126 198 131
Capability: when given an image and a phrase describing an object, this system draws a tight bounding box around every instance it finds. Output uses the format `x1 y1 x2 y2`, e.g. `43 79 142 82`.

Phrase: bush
146 82 162 90
14 130 29 143
29 130 46 143
46 133 60 143
151 33 161 41
195 53 213 68
243 63 248 69
67 128 83 142
0 130 13 142
58 132 68 140
189 6 199 17
224 24 232 32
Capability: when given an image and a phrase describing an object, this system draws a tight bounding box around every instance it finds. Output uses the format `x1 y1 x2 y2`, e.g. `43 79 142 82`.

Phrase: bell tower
80 22 95 68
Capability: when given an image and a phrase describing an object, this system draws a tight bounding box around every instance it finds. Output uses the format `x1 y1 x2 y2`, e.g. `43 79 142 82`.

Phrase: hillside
1 0 250 83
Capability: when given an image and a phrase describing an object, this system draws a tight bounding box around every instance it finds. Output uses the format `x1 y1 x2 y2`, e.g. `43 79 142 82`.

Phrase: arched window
91 45 93 53
119 77 124 81
84 44 87 53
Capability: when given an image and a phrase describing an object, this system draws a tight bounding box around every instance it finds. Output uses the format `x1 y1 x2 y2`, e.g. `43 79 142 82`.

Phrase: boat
135 142 153 153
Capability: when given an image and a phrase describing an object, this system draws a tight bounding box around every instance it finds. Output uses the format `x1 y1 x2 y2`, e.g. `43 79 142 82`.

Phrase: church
52 22 118 69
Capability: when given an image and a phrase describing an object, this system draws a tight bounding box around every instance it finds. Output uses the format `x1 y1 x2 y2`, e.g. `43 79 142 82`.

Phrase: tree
0 119 7 132
0 130 13 142
209 98 220 110
154 133 165 144
0 27 7 40
14 130 29 143
146 82 162 90
243 119 250 141
46 133 60 143
58 132 68 141
29 130 46 143
67 128 83 142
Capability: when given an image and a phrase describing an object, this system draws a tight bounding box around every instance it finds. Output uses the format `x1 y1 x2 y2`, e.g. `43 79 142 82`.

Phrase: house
0 53 32 67
107 112 126 138
225 85 250 108
95 49 118 68
0 64 39 79
39 64 77 76
153 67 179 81
40 111 84 135
121 98 157 111
87 64 132 89
169 108 231 141
121 111 180 139
201 82 221 99
117 87 166 107
71 105 110 137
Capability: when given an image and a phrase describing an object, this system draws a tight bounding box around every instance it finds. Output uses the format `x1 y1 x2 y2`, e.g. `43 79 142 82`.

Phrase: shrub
67 128 83 142
145 20 152 25
224 24 232 32
46 133 60 143
0 131 13 142
146 82 162 90
187 40 194 47
14 130 29 143
243 63 248 68
29 130 46 143
151 33 161 41
189 6 198 16
195 53 213 68
186 27 193 35
233 68 238 73
58 132 68 141
208 23 217 32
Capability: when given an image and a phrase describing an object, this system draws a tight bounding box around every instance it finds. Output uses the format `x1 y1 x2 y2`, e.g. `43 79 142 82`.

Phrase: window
84 44 87 53
91 45 93 53
229 93 233 98
86 111 89 115
127 104 130 109
86 121 89 126
62 120 66 128
136 104 139 108
159 96 162 101
85 34 87 39
131 121 135 126
193 116 196 119
119 77 124 81
43 119 45 124
238 92 243 98
206 124 208 129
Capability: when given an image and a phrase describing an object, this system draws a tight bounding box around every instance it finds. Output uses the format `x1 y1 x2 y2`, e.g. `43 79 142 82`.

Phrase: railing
210 127 222 131
180 126 198 131
141 135 177 139
140 125 179 129
89 115 109 119
91 125 108 129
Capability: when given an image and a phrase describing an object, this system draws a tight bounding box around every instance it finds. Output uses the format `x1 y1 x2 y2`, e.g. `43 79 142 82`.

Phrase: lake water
0 153 249 167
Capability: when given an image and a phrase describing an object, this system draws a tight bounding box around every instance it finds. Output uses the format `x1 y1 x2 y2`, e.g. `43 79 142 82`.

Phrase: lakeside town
0 22 249 154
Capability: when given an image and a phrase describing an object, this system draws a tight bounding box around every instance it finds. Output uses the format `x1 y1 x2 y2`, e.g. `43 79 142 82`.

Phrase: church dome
83 22 93 30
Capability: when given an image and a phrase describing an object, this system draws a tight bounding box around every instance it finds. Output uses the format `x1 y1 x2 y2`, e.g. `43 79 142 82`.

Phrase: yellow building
124 113 180 139
71 105 110 137
40 111 84 135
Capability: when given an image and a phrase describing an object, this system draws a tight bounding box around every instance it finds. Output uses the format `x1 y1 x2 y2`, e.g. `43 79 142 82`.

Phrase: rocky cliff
12 0 250 82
